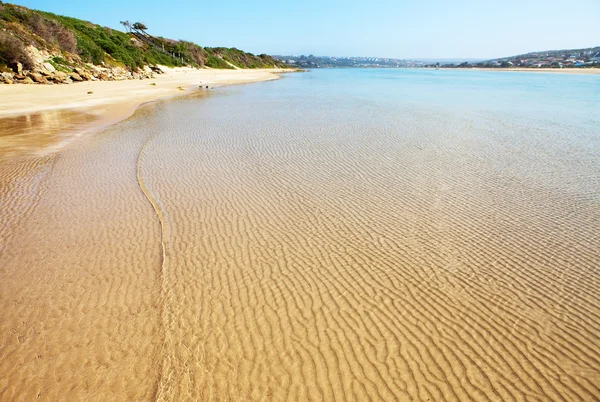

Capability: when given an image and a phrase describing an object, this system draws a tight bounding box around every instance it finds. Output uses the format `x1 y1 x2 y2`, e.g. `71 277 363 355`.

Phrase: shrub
55 25 76 52
0 31 33 70
205 54 232 69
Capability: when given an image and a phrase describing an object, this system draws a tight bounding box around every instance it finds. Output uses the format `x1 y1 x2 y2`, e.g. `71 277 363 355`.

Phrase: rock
150 65 165 74
13 62 23 74
25 45 49 66
29 72 47 84
98 72 110 81
40 68 54 77
1 72 14 84
87 91 93 94
17 76 34 84
43 62 56 73
74 67 92 81
70 72 83 82
52 71 69 83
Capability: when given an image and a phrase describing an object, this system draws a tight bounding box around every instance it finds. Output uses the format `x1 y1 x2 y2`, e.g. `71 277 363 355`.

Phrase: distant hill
480 46 600 68
490 46 600 62
0 1 285 84
277 47 600 70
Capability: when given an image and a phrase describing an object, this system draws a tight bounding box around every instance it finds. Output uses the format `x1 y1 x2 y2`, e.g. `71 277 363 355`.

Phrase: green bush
205 54 233 69
0 2 285 71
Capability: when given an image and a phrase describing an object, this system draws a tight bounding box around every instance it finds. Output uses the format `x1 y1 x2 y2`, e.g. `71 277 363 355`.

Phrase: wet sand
1 73 599 401
0 67 291 160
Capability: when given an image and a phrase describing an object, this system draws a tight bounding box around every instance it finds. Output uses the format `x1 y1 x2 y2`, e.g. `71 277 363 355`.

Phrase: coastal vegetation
0 1 285 83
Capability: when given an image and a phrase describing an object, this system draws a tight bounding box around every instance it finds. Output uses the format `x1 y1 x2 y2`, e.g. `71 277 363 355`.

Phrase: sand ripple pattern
1 80 599 401
137 91 599 401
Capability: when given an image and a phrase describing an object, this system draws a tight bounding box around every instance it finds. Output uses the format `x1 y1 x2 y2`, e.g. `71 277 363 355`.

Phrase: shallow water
1 69 599 401
0 109 100 160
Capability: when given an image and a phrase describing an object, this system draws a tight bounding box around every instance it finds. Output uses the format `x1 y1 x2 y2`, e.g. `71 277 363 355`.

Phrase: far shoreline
437 67 600 75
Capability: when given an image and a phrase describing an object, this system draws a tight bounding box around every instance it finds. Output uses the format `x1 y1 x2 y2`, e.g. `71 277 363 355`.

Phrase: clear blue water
212 68 600 199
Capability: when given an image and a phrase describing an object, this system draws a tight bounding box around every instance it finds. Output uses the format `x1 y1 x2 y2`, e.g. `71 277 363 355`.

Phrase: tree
120 20 131 32
132 22 148 31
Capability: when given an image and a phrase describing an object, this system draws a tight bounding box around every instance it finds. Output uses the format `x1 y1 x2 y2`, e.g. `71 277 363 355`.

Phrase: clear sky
13 0 600 59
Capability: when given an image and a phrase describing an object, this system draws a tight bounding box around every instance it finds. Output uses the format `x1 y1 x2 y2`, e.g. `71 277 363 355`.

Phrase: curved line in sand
135 129 171 399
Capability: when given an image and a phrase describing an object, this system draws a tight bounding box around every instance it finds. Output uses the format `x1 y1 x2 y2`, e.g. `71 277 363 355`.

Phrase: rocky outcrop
1 72 14 84
0 45 166 85
42 62 56 74
70 72 83 82
16 75 34 84
29 72 47 84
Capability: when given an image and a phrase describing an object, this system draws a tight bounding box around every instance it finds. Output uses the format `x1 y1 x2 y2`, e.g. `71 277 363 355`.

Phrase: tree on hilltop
133 22 148 32
120 20 131 32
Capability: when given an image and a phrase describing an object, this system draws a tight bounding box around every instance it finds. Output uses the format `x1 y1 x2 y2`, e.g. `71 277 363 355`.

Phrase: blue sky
14 0 600 59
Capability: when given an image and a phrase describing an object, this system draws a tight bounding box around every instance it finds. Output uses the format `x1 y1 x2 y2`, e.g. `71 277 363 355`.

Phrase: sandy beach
0 67 292 159
1 68 599 401
0 67 291 118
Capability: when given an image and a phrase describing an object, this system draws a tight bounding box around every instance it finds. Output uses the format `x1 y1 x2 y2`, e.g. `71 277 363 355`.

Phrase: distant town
274 55 431 68
275 46 600 69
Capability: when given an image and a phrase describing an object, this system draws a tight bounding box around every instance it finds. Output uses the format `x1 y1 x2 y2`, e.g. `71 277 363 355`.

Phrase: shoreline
0 67 295 160
439 67 600 74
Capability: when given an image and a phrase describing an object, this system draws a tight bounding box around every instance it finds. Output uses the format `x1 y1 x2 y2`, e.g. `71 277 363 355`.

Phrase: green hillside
0 1 284 76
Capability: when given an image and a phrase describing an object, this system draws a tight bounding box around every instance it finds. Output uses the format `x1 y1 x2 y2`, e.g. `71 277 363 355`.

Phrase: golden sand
1 77 599 401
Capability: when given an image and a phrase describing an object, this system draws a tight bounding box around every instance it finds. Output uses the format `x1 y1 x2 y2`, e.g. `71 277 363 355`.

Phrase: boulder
29 72 47 84
13 62 23 74
25 45 49 66
52 71 69 83
1 72 14 84
98 72 110 81
74 67 92 81
17 76 34 84
70 72 83 82
43 62 56 74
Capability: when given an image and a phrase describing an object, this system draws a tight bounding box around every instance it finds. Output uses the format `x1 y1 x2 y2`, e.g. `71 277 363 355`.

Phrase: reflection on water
0 88 213 161
0 110 99 160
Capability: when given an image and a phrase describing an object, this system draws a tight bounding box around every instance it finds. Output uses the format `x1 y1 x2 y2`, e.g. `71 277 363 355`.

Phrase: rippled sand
1 77 599 401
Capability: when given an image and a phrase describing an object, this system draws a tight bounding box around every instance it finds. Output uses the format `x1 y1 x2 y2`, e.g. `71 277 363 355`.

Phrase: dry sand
0 67 290 118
